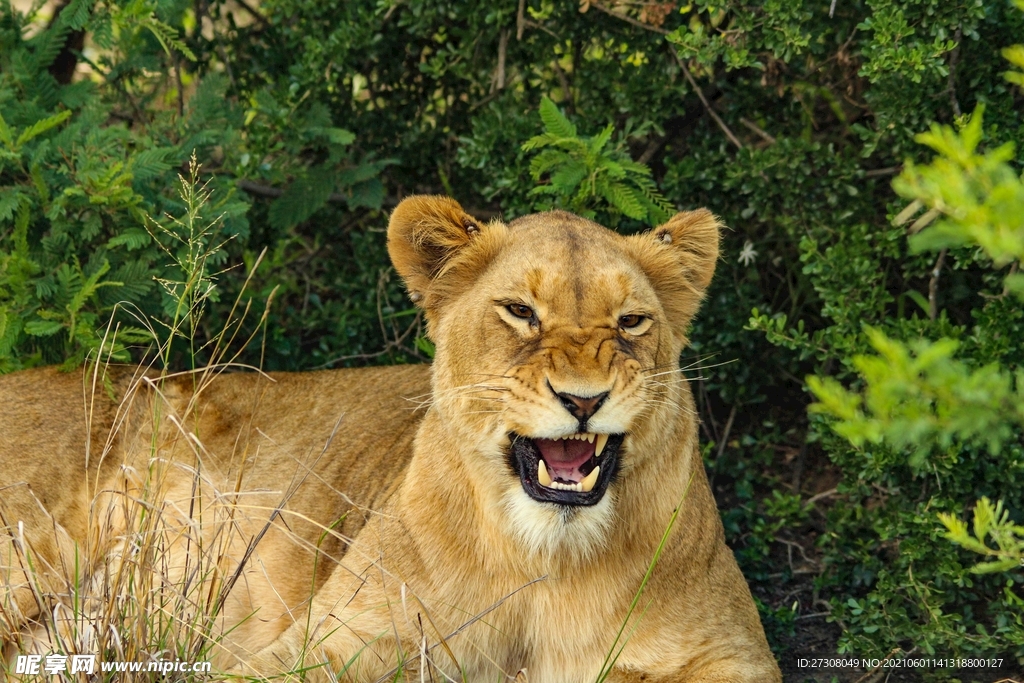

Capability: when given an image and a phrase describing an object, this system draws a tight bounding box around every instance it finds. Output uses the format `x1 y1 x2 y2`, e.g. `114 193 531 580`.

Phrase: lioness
1 196 781 682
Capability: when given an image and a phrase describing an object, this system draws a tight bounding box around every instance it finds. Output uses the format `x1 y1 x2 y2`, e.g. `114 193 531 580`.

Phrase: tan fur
1 196 780 682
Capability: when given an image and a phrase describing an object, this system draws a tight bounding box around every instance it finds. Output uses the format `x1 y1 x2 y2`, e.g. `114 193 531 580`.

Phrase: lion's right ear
624 208 722 340
387 195 503 311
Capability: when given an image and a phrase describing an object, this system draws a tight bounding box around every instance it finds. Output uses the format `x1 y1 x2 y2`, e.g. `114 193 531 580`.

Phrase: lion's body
1 365 429 661
1 197 781 682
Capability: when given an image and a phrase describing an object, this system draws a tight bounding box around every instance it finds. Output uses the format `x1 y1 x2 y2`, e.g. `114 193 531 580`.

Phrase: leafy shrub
805 104 1024 659
523 96 673 225
0 0 402 373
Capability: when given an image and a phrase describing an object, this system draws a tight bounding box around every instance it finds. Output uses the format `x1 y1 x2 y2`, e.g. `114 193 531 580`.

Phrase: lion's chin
506 432 623 506
501 484 615 562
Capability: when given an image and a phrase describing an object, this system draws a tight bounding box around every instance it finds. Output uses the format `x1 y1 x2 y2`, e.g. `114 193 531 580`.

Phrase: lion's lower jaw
500 485 614 563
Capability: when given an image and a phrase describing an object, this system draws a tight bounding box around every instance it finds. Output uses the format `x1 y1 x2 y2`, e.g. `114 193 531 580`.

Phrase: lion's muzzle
507 432 623 506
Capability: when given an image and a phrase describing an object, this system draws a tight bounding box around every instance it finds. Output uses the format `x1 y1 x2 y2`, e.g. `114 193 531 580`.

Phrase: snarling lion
1 196 781 682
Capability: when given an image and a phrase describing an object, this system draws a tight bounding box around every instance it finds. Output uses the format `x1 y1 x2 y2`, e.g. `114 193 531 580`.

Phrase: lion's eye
507 304 535 320
618 314 646 329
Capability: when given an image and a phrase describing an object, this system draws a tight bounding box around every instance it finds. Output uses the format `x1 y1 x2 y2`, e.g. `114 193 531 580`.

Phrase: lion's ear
387 195 499 310
626 208 722 336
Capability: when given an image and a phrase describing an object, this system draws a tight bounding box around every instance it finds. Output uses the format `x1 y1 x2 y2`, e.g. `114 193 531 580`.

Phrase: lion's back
0 363 432 524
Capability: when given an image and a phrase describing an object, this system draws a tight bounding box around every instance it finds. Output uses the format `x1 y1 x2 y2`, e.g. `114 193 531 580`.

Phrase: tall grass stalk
595 470 697 683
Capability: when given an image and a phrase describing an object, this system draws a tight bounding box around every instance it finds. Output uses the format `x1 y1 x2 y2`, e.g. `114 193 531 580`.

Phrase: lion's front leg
239 620 419 683
680 660 782 683
607 660 781 683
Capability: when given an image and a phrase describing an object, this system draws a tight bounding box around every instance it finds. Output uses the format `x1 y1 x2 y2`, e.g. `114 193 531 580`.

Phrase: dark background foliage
2 0 1023 679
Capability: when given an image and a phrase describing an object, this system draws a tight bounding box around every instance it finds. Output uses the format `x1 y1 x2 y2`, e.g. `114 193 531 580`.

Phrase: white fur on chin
501 484 614 563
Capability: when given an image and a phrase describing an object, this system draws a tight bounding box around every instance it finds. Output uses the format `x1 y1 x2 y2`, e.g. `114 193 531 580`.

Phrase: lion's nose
554 390 609 422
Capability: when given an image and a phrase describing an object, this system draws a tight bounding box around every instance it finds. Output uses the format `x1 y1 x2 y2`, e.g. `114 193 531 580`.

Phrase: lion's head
388 196 720 559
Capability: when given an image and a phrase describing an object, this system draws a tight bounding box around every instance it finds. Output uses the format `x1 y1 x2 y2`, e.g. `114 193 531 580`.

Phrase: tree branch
928 248 947 321
590 2 669 35
493 28 510 92
947 26 963 118
739 116 776 144
673 53 744 150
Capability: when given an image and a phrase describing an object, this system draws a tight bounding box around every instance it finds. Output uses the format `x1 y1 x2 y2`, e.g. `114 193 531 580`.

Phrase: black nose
555 390 609 422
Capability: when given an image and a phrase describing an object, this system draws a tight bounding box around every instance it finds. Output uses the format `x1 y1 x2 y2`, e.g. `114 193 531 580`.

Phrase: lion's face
388 197 720 557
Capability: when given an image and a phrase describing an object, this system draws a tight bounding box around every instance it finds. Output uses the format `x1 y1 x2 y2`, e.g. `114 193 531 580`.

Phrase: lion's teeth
580 466 601 493
586 433 595 443
538 460 553 487
544 479 584 492
595 434 609 457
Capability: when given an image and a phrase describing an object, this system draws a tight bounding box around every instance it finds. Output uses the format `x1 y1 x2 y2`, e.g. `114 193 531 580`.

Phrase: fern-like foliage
521 97 674 226
0 1 393 373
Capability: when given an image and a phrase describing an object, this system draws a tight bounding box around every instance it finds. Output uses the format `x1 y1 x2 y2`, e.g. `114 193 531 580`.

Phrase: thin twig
637 135 665 165
739 116 776 144
173 54 184 118
591 1 669 34
715 405 737 462
791 439 808 492
795 611 831 620
864 165 903 177
928 248 947 321
236 178 347 203
494 28 509 92
947 26 963 118
516 0 526 40
551 56 574 112
805 488 838 506
674 53 744 149
232 0 269 29
1001 261 1019 298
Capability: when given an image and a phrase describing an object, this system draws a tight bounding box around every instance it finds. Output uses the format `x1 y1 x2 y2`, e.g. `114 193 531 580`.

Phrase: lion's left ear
387 195 504 311
625 208 722 336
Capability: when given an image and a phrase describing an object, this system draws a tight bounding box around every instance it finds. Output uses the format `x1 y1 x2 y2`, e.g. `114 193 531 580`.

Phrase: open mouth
508 432 624 506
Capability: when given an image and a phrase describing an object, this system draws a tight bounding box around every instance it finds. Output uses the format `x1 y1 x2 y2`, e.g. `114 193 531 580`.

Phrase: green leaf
0 112 13 151
603 182 646 220
905 290 930 315
61 0 92 30
522 133 561 151
589 124 614 155
16 109 72 147
130 148 175 181
268 169 337 230
105 228 153 251
0 188 24 223
326 128 356 146
24 320 64 337
144 18 197 61
970 558 1022 574
347 178 384 210
550 162 587 194
415 335 435 358
538 97 576 139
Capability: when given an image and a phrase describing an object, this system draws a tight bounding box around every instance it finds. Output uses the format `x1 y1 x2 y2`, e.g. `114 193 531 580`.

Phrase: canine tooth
538 460 553 487
595 434 609 457
580 466 601 493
